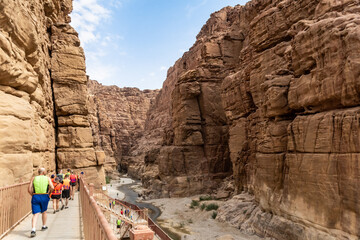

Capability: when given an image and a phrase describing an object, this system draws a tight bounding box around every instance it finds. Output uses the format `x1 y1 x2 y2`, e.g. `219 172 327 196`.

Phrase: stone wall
131 0 360 239
220 1 360 239
0 0 105 186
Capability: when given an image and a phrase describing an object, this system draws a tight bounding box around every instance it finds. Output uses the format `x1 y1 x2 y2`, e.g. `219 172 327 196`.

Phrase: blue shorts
31 194 50 214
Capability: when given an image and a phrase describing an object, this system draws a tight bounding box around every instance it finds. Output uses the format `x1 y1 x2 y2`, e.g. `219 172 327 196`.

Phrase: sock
32 228 36 232
42 225 46 228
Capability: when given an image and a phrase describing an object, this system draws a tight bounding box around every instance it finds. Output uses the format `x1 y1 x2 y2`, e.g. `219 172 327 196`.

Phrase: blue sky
71 0 249 90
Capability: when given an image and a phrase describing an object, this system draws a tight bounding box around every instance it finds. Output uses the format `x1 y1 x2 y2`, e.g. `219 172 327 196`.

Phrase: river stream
113 177 161 221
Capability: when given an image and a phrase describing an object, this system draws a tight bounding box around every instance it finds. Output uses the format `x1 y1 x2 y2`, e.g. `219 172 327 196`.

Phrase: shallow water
116 178 161 221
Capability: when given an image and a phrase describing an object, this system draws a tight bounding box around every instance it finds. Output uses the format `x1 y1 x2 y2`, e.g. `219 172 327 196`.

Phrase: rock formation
87 80 159 174
0 0 105 186
1 0 359 238
130 0 360 239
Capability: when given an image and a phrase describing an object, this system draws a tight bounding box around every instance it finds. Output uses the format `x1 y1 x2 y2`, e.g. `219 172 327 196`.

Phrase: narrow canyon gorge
0 0 359 239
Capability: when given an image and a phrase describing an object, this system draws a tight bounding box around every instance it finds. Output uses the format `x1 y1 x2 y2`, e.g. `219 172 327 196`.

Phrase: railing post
89 183 94 197
144 208 149 222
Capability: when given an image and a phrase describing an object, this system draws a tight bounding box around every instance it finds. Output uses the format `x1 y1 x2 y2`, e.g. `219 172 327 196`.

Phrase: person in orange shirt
51 178 63 214
62 174 71 209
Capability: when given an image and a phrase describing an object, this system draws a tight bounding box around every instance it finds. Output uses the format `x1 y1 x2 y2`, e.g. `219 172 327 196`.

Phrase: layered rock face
134 0 360 239
87 80 159 173
134 9 241 197
0 0 105 186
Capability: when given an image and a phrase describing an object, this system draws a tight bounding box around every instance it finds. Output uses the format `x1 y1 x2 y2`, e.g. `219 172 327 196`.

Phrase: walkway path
3 192 83 240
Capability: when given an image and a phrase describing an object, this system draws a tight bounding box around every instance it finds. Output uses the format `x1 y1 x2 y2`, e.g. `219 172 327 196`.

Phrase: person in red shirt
69 171 78 200
51 178 63 214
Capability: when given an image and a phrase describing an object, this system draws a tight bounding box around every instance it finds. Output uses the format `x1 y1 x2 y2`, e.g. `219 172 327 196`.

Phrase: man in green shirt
28 168 54 238
117 219 121 233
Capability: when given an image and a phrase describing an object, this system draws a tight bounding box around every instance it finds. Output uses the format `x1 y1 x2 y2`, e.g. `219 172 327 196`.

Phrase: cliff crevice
0 0 105 186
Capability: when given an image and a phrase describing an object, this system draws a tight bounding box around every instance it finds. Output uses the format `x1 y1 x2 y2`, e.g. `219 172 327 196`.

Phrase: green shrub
190 200 199 208
200 203 206 211
206 203 219 211
199 195 212 201
211 211 217 219
105 176 111 184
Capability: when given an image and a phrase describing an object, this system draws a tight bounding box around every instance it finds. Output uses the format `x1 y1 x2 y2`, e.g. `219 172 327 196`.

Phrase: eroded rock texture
87 80 159 174
132 0 360 239
130 7 247 198
0 0 105 186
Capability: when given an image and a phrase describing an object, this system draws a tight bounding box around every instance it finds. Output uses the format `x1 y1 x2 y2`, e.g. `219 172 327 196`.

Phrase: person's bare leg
42 212 47 226
53 199 56 211
71 186 74 199
32 213 40 229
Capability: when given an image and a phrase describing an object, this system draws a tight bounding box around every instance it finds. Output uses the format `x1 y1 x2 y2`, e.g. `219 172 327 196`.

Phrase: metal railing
117 199 172 240
95 192 149 225
0 182 31 239
79 178 117 240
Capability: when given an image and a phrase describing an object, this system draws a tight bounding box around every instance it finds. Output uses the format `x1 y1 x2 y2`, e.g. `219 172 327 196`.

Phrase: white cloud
160 66 167 71
186 0 208 18
149 72 155 77
109 0 123 8
87 61 120 84
115 35 125 40
71 0 111 45
86 49 107 61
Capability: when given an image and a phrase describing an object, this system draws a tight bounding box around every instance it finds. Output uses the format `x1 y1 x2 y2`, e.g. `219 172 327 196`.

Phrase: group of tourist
107 198 134 233
115 209 133 234
28 167 84 238
50 169 79 213
115 206 134 233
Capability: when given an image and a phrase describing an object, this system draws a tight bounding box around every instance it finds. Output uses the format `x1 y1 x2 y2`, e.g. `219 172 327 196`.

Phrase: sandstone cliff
87 80 159 174
131 0 360 239
0 0 105 186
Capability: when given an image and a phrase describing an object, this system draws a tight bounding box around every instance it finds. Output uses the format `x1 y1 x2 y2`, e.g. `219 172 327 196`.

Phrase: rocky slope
87 80 159 174
0 0 105 186
130 0 360 239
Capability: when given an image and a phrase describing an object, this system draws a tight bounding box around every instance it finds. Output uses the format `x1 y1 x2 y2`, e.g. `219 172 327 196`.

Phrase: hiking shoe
61 205 65 210
30 231 36 237
65 206 69 209
41 226 48 231
56 210 59 212
53 210 56 214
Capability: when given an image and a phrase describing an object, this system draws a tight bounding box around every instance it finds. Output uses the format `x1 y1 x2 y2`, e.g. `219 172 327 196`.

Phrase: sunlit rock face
87 79 159 174
0 0 105 186
130 0 360 239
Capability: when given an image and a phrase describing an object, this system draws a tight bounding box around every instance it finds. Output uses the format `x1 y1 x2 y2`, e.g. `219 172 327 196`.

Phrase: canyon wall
132 7 244 197
132 0 360 239
0 0 105 186
87 80 159 174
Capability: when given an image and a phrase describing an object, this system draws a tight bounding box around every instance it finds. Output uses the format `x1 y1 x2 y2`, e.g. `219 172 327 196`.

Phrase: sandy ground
107 176 262 240
145 197 263 240
106 176 135 199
